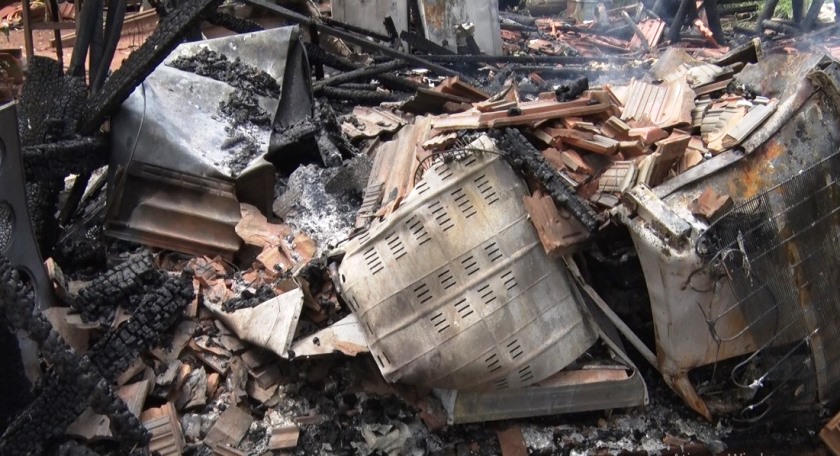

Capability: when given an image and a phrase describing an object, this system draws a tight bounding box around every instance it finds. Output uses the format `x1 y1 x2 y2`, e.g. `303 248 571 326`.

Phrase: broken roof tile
523 191 590 256
621 79 696 129
598 161 637 193
203 405 254 449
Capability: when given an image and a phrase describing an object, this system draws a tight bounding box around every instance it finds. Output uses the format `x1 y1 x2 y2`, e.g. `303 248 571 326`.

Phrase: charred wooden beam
245 0 477 83
313 59 409 91
668 0 697 43
754 0 780 34
492 129 599 232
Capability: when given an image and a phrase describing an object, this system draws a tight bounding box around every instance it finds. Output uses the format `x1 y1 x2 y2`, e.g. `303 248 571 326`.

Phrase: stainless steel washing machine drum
337 135 597 391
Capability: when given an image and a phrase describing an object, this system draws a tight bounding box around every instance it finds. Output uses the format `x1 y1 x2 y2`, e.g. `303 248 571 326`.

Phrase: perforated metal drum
338 136 597 390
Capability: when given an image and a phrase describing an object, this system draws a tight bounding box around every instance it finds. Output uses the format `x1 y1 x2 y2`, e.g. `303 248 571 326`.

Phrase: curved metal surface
339 136 597 391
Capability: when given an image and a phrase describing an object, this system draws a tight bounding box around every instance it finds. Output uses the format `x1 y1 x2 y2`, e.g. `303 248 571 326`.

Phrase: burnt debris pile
2 0 840 454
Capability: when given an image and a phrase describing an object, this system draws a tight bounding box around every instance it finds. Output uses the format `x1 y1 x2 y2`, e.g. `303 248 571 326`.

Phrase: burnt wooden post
755 0 780 34
667 0 697 43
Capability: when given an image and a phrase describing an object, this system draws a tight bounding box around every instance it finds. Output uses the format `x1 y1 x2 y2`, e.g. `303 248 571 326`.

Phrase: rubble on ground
1 0 840 454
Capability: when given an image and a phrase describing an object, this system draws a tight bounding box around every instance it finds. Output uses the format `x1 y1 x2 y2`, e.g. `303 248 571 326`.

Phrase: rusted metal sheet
418 0 502 56
339 135 597 391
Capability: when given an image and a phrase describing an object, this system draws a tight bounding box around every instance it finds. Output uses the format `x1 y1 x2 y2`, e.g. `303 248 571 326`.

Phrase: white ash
273 156 371 248
523 425 556 452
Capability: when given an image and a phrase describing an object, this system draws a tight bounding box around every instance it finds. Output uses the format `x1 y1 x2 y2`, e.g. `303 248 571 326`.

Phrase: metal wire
413 145 505 185
696 150 840 422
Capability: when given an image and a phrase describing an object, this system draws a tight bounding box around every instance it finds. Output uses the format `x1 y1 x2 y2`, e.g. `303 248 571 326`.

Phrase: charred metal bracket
0 103 55 309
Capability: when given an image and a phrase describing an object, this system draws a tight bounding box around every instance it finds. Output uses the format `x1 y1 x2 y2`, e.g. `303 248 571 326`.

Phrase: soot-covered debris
219 90 272 127
216 90 271 176
169 48 281 98
4 0 839 454
221 132 262 175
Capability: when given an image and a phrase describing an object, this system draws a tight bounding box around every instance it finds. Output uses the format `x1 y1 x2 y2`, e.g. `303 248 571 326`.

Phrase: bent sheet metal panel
107 28 302 259
437 259 648 423
618 57 840 420
339 135 597 391
111 27 296 180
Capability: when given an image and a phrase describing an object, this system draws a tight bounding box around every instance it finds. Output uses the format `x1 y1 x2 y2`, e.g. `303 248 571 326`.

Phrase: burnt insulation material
169 48 281 98
23 136 110 183
491 128 599 231
219 90 272 127
80 0 223 135
0 268 193 456
16 57 87 146
70 250 156 322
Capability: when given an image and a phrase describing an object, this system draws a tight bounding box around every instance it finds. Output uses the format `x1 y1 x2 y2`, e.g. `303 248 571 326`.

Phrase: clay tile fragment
690 188 733 220
560 150 594 175
542 147 566 171
628 126 668 145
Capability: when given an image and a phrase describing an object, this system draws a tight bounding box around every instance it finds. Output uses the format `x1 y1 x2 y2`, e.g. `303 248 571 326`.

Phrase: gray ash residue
216 91 271 176
169 48 281 98
219 90 271 127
